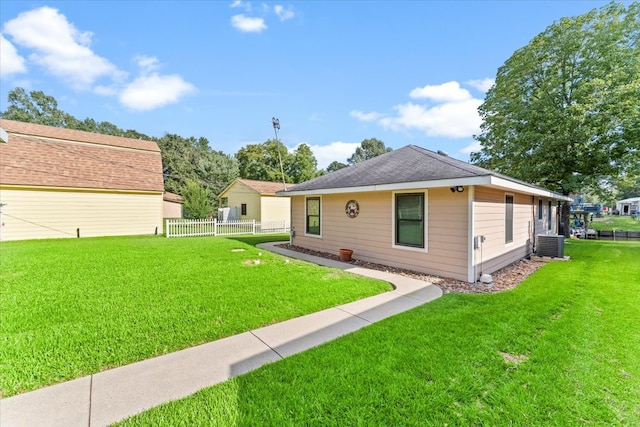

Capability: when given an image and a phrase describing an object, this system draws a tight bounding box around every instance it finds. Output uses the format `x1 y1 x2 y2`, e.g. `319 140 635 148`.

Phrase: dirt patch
276 244 545 294
499 351 529 364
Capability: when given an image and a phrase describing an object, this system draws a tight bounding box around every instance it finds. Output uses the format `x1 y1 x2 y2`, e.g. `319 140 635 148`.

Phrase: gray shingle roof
286 145 497 192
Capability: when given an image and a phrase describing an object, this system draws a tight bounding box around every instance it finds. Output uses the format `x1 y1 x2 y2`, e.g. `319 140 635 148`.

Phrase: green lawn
591 215 640 231
119 240 640 426
0 234 390 397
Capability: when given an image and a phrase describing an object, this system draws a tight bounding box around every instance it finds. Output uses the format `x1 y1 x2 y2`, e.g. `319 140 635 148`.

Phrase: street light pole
272 117 287 191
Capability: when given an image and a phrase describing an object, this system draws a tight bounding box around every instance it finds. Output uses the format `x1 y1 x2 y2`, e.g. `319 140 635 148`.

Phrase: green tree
236 140 319 184
326 161 348 173
157 134 238 209
347 138 392 165
289 143 318 183
1 88 79 128
181 180 213 219
471 2 640 235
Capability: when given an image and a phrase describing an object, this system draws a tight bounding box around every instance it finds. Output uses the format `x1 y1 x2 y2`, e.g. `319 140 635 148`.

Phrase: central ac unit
536 235 565 258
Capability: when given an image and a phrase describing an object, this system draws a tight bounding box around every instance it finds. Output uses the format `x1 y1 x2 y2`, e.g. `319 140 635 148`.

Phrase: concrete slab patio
1 242 442 427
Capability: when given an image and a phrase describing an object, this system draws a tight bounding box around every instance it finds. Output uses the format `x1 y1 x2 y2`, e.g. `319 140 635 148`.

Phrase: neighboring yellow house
278 145 570 283
0 119 165 241
218 179 289 223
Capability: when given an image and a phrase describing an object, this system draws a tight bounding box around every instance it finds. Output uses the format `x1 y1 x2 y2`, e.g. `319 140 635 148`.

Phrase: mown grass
0 234 391 397
591 215 640 231
119 240 640 426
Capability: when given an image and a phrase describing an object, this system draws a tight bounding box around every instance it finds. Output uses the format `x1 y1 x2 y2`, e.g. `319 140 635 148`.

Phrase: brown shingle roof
237 179 287 195
0 119 164 192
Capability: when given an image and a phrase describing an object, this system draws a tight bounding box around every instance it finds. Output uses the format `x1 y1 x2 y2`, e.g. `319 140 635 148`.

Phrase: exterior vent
536 235 565 258
437 150 448 156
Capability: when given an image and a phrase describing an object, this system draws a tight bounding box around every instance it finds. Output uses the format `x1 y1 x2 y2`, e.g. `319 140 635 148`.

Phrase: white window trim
505 192 514 246
391 190 428 253
304 195 322 238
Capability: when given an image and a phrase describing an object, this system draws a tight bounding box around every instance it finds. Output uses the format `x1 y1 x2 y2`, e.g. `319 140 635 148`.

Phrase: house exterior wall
163 200 183 218
472 186 534 277
290 187 469 281
0 187 162 241
260 196 290 223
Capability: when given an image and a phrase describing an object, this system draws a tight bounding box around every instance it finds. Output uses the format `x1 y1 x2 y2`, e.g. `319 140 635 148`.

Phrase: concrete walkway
1 242 442 427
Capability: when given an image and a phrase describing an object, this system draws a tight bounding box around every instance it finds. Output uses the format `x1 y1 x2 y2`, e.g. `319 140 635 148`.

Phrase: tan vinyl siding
0 187 162 241
163 200 183 218
290 187 469 281
473 186 534 276
260 196 290 223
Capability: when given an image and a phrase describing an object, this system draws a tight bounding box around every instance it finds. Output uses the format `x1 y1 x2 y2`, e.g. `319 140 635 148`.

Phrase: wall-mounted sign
345 200 359 218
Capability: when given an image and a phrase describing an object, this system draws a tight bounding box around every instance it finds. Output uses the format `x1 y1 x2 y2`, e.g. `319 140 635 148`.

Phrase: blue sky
0 0 615 168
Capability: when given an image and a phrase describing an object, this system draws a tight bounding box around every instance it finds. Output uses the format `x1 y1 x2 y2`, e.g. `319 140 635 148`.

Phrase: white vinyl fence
166 218 290 238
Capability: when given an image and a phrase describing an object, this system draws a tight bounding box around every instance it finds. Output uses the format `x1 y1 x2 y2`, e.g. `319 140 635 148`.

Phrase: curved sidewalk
1 242 442 427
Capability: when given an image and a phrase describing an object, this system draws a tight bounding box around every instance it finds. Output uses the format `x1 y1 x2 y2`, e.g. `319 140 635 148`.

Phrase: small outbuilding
163 192 184 219
218 178 289 223
616 197 640 215
278 145 570 283
0 119 164 241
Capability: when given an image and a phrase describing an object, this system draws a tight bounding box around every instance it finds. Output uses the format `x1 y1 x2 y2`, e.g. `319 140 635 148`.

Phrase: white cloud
134 55 160 73
0 34 27 77
231 14 267 32
306 141 360 169
353 80 486 139
119 73 195 111
380 98 482 138
460 140 482 154
409 81 472 102
230 0 252 12
2 6 121 89
466 78 494 92
350 110 384 122
274 5 295 21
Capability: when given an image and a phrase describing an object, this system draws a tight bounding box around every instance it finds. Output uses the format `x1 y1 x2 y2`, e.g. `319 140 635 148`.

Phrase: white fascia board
0 127 8 143
489 177 572 201
278 176 494 197
278 175 571 201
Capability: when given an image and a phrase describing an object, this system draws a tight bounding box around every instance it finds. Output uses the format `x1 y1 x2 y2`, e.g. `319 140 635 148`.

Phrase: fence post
165 219 169 237
214 218 217 236
252 219 256 235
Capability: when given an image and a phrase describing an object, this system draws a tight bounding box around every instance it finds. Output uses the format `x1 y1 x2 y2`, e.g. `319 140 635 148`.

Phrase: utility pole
272 117 287 191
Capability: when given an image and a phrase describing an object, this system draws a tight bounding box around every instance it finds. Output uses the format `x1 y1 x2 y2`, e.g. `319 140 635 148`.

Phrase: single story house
163 191 184 219
0 119 164 241
615 197 640 215
277 145 570 283
218 178 289 224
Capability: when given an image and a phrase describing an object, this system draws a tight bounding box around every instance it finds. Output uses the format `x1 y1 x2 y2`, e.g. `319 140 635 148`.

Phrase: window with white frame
395 192 425 248
505 194 514 244
306 197 321 235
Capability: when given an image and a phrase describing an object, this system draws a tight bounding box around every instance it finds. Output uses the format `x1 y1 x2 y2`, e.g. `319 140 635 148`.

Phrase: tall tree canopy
472 2 639 199
326 161 348 172
347 138 392 165
235 140 319 184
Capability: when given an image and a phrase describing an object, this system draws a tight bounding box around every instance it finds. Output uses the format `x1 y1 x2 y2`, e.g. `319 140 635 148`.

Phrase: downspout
531 196 536 256
467 186 475 283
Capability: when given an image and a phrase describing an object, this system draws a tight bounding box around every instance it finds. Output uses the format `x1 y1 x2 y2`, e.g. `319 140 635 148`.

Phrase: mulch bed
276 244 545 294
